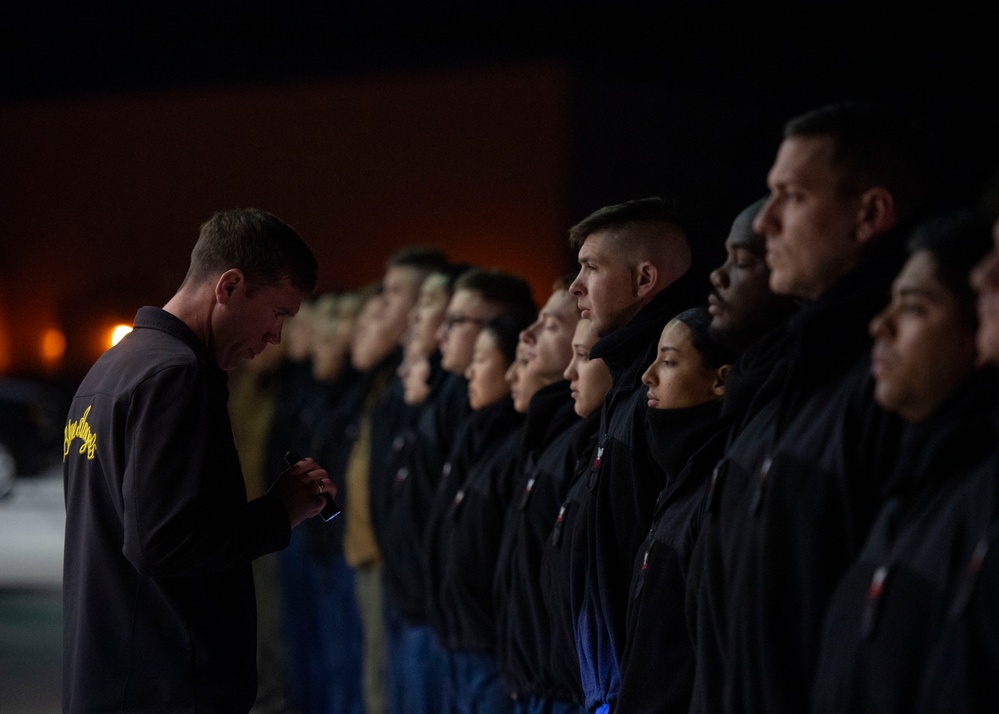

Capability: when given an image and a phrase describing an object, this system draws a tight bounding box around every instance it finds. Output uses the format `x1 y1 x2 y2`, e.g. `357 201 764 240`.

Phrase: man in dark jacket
685 198 798 714
702 101 933 714
380 263 466 714
539 317 612 711
380 266 535 714
341 247 447 714
899 201 999 714
564 196 703 713
811 210 996 714
62 209 335 713
493 279 585 712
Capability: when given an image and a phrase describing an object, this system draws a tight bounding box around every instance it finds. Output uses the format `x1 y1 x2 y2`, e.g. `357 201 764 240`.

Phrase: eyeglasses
443 315 486 331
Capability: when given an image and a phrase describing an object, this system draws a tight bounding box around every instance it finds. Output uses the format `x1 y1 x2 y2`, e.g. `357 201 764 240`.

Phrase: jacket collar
521 380 578 457
590 269 703 375
133 306 222 374
784 222 910 386
646 399 725 482
894 366 999 495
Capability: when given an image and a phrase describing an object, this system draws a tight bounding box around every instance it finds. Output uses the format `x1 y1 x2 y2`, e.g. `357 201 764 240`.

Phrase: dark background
2 4 998 382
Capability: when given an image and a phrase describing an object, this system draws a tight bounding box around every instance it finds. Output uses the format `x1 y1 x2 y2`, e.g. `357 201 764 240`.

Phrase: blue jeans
445 649 514 714
278 529 364 714
385 606 452 714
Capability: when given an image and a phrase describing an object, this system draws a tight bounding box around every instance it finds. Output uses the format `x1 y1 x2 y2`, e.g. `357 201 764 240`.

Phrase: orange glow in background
40 328 67 366
0 65 570 381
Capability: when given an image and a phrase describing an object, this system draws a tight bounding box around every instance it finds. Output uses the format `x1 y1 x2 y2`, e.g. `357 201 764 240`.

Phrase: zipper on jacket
588 442 605 491
634 546 652 598
518 473 537 511
551 503 568 546
449 489 465 520
949 534 990 618
861 564 890 638
705 458 728 514
750 456 772 514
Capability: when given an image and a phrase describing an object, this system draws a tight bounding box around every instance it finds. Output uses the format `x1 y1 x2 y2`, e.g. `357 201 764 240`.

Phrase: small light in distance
40 327 67 365
110 324 133 348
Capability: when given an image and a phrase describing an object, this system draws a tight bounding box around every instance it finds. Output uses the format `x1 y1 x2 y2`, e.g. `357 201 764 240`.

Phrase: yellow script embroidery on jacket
64 405 97 460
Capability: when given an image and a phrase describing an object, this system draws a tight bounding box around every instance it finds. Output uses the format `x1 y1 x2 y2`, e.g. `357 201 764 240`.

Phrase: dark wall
567 9 999 280
3 5 998 381
0 66 572 379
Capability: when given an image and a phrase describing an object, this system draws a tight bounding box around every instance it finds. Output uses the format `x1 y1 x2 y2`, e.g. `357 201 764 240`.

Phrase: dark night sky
7 5 999 202
3 4 999 380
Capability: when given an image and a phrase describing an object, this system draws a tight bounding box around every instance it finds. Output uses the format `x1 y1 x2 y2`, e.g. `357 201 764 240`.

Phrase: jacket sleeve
121 363 289 577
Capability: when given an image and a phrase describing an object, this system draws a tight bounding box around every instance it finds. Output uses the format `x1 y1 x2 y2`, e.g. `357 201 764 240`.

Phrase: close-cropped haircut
386 246 449 272
184 208 318 295
784 101 933 221
906 209 992 328
482 311 536 367
672 307 741 370
568 196 685 250
454 267 537 323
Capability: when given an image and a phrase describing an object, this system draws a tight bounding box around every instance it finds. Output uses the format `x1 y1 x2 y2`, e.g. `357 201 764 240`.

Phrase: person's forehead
421 274 449 298
580 230 626 261
726 219 766 253
258 281 305 314
770 135 839 185
661 319 692 346
572 318 595 343
384 265 424 291
542 289 577 318
893 250 945 297
449 288 485 312
473 328 498 351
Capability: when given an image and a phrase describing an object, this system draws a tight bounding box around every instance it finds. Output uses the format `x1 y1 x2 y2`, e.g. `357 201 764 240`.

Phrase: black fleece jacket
568 269 703 712
425 395 525 652
539 409 602 706
62 307 290 713
702 227 910 714
812 368 999 714
916 430 999 714
494 380 581 700
686 322 792 714
617 400 732 714
381 364 470 625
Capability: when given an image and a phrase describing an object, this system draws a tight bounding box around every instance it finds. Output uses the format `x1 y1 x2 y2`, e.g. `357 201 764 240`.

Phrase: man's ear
215 269 244 305
711 364 731 397
855 187 896 245
634 261 658 298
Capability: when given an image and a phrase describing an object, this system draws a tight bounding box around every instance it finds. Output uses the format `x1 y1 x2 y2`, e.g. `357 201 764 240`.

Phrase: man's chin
440 357 464 375
708 320 743 349
708 316 729 335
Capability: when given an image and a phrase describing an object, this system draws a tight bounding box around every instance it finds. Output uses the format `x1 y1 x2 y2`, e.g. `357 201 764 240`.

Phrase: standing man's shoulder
76 307 217 395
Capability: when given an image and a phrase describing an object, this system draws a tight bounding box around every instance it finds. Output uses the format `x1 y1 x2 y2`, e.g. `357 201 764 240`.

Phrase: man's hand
269 457 335 528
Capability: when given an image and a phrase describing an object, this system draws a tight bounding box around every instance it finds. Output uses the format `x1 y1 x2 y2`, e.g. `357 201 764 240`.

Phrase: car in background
0 376 69 498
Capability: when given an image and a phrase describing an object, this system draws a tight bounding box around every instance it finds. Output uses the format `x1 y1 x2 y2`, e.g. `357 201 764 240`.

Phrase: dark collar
646 399 725 481
133 306 220 371
590 269 703 374
895 366 999 494
521 380 578 456
784 223 909 386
